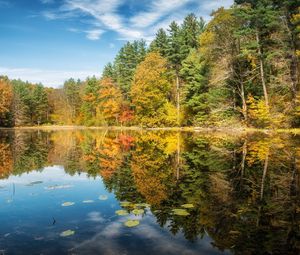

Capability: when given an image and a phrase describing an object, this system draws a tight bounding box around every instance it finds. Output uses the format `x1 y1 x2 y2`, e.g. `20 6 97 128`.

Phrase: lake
0 129 299 254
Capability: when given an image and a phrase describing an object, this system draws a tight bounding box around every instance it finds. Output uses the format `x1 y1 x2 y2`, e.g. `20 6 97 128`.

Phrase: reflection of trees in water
0 132 13 178
1 130 300 253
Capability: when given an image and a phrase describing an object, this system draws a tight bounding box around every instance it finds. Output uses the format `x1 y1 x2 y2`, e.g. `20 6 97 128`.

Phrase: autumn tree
0 77 13 127
98 77 123 125
131 52 177 127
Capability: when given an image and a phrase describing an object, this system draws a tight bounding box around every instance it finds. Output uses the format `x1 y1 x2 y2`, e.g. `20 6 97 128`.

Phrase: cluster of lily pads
59 194 109 237
115 202 151 228
114 202 195 227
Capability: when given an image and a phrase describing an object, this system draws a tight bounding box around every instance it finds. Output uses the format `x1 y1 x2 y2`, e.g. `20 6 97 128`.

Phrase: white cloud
42 0 233 42
85 29 105 40
87 212 106 223
129 0 192 28
0 66 99 88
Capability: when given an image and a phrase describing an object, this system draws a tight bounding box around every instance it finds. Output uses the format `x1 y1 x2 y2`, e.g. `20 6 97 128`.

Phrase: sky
0 0 233 88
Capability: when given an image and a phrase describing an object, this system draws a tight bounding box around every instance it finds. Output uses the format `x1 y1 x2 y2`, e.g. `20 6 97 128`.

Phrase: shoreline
0 125 300 134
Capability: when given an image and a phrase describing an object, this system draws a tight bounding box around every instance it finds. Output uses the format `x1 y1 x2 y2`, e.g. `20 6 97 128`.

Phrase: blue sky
0 0 233 87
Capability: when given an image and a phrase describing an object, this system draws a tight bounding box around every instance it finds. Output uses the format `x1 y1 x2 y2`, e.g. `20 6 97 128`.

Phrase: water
0 129 299 254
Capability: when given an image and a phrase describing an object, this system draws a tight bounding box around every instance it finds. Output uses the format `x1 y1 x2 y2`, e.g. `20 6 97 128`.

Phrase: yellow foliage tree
98 78 123 125
247 95 270 128
0 78 13 125
131 52 176 127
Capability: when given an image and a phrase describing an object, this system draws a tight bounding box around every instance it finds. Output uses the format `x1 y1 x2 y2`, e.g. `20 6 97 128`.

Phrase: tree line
0 0 299 128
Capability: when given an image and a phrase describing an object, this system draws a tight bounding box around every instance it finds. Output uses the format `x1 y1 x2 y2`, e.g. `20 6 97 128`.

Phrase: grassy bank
1 125 300 134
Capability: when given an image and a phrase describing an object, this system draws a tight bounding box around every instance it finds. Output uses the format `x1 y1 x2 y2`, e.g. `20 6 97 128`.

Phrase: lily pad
61 202 75 207
132 209 144 215
124 220 140 227
181 204 194 209
115 210 129 216
134 203 150 208
60 230 75 237
45 185 73 190
31 181 43 185
83 200 94 203
120 201 132 207
98 195 108 201
172 208 190 216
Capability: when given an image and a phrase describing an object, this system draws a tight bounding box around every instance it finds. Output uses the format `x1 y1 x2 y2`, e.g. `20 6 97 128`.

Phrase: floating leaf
115 210 129 216
181 204 194 209
30 181 43 185
98 195 108 201
60 230 75 237
120 201 132 207
172 209 190 216
83 200 94 203
62 202 75 207
132 209 144 215
134 203 150 208
124 220 140 227
45 185 73 190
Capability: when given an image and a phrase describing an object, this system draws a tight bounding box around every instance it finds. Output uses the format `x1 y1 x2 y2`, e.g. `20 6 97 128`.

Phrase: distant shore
0 125 300 134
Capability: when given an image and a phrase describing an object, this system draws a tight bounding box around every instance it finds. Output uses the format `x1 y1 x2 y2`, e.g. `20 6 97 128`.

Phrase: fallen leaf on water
45 185 73 190
62 202 75 207
60 230 75 237
172 209 190 216
83 200 94 203
27 181 43 186
181 204 194 209
98 195 108 201
124 220 140 227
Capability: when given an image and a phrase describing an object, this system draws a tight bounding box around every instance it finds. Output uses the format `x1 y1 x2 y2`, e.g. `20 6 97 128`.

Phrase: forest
0 129 300 254
0 0 299 128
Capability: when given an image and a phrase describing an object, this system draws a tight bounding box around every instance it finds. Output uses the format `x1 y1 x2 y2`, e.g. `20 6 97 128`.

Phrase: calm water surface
0 130 299 255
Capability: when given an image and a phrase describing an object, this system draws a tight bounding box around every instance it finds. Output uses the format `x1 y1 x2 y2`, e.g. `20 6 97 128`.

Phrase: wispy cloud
85 29 105 40
41 0 233 42
0 66 99 87
40 0 55 4
129 0 192 28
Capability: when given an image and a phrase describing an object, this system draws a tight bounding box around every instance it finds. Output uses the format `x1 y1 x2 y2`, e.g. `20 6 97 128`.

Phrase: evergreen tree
32 84 48 125
180 14 205 59
102 62 116 81
63 78 81 122
81 76 101 125
114 40 147 96
149 28 169 57
180 49 209 125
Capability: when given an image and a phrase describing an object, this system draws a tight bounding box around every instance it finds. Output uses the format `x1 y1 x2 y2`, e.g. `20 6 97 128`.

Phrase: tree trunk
176 74 180 126
176 132 180 181
260 150 269 201
241 139 248 178
256 30 269 109
283 12 299 107
240 81 248 122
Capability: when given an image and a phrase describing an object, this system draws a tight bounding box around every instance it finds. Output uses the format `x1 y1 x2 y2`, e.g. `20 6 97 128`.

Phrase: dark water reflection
0 130 299 254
